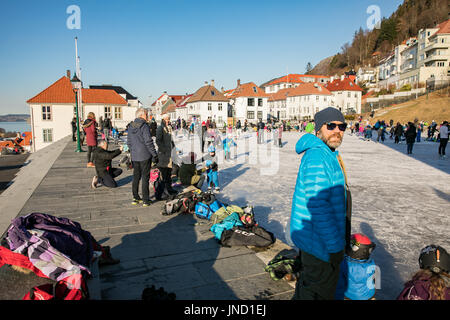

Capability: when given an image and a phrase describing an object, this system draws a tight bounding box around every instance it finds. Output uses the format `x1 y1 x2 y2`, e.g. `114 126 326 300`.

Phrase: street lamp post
71 74 83 152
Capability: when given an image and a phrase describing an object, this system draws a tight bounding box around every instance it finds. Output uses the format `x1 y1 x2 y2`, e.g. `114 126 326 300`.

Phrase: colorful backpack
23 278 89 300
150 168 165 199
194 193 225 220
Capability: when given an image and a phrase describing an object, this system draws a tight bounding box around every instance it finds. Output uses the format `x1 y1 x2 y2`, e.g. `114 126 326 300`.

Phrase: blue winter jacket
335 256 377 300
289 133 347 263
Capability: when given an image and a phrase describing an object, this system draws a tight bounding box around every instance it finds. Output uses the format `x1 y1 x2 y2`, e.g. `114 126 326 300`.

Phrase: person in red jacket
83 112 98 167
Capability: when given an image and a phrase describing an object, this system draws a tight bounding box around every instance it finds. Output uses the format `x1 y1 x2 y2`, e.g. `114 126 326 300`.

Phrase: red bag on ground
23 278 89 300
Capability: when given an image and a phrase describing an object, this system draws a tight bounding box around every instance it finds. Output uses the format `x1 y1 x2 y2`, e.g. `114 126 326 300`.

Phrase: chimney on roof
211 79 215 87
237 79 241 87
204 81 208 85
66 70 71 78
221 86 224 92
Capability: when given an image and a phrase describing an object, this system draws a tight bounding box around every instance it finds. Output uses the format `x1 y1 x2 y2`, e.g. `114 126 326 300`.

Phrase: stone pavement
7 139 295 300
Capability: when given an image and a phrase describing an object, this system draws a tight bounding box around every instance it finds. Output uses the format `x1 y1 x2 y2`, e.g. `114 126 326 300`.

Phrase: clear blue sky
0 0 403 115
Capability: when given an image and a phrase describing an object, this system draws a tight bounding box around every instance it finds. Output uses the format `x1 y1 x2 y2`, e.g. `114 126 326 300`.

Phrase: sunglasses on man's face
326 122 347 131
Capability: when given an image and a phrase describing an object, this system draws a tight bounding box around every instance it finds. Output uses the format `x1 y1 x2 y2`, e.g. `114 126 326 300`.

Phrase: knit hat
314 107 345 133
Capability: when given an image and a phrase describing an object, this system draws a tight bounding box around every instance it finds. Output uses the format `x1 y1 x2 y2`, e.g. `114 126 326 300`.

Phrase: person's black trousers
98 168 122 188
158 167 173 191
292 251 341 300
439 138 448 155
87 146 95 162
407 142 414 154
132 159 152 202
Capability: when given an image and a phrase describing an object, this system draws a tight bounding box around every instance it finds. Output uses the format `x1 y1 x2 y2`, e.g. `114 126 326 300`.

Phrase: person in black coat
91 140 122 188
394 122 403 144
405 122 417 154
71 117 77 141
149 117 158 137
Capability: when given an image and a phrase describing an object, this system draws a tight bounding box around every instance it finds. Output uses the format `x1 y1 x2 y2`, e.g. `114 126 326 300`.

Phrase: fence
362 80 449 113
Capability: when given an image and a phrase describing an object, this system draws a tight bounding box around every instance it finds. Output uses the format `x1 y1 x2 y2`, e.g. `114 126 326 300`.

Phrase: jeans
98 168 122 188
407 142 414 154
132 159 152 202
439 138 448 156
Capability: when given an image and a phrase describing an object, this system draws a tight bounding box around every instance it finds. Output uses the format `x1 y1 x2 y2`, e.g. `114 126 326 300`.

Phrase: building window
42 106 51 120
208 103 212 111
247 111 255 119
218 103 222 111
248 98 255 106
257 111 263 119
43 129 53 143
258 98 263 106
316 96 319 101
347 92 351 98
114 107 122 120
104 106 111 119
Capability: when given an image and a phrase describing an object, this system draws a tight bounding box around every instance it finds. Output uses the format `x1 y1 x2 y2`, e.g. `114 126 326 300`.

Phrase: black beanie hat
314 107 345 133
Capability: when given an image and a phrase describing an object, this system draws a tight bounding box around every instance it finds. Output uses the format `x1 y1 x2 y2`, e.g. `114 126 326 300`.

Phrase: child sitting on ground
397 244 449 300
335 233 377 300
203 145 220 192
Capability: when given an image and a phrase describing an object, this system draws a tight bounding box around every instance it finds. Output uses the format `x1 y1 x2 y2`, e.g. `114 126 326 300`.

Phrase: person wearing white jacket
439 121 449 159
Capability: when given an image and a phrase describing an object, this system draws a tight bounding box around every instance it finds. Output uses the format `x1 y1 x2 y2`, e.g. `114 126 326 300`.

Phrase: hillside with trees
309 0 448 76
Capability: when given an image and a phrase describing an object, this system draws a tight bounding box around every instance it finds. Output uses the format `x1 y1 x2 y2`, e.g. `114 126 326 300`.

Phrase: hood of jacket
129 118 147 131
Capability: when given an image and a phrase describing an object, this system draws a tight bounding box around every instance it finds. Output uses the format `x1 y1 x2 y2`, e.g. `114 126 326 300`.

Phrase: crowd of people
69 107 449 300
346 118 449 158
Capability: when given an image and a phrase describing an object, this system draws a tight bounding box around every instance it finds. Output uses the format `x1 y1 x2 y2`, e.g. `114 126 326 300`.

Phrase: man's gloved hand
153 155 159 165
329 250 344 265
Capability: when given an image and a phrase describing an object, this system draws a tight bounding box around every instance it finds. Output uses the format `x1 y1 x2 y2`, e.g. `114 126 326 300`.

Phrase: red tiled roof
435 19 450 35
265 74 330 86
176 94 193 108
27 76 75 104
27 76 127 105
265 74 305 86
325 78 363 92
188 85 229 103
267 88 296 101
225 82 269 98
287 83 332 97
161 104 176 114
81 88 127 105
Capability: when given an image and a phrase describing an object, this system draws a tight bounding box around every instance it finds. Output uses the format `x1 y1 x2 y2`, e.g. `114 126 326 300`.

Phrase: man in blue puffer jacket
289 107 350 300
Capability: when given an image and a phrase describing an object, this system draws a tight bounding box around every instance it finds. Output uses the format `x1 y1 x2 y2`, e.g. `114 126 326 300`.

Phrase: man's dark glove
153 155 159 165
329 250 344 265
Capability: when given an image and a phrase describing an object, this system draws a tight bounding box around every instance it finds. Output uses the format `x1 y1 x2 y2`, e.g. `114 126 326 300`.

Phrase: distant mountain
0 114 30 122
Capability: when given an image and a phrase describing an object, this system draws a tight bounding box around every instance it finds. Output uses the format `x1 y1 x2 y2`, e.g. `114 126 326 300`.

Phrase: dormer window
211 90 215 96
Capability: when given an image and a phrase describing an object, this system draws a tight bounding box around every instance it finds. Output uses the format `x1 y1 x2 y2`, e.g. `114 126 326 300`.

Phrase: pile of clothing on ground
161 187 276 248
0 212 119 300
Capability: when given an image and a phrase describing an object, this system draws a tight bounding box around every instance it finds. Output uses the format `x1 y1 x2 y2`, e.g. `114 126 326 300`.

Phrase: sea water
0 121 31 133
